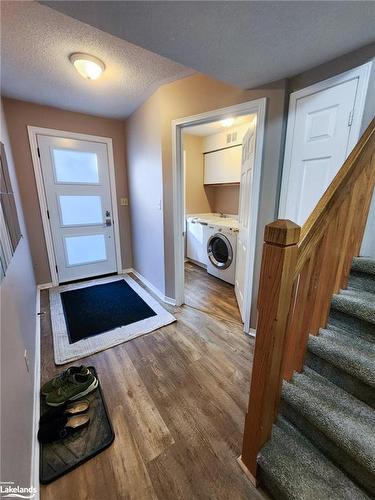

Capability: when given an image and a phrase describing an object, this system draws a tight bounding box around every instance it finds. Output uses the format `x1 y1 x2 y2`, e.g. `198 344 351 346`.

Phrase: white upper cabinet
204 146 242 184
203 124 248 185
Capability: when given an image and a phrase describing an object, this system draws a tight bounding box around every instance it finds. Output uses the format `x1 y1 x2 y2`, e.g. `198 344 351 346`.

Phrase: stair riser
351 258 375 277
349 271 375 294
305 351 375 408
257 468 289 500
328 309 375 338
280 401 375 497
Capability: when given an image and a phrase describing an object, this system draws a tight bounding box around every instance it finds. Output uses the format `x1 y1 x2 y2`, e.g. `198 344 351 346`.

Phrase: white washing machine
206 225 238 285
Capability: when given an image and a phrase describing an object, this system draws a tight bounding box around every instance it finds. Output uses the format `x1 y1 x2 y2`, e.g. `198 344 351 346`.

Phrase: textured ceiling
42 1 375 89
0 2 193 118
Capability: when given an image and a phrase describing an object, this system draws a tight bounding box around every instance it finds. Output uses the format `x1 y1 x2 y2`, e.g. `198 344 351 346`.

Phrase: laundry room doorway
172 99 266 334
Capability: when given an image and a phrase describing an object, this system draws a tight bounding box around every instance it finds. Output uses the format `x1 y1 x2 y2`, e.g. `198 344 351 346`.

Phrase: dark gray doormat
40 367 115 484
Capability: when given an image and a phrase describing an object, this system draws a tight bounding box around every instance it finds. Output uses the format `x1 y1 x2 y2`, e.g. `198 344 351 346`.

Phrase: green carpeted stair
258 257 375 499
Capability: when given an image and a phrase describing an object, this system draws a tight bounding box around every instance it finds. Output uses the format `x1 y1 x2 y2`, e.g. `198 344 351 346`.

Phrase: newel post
238 220 300 485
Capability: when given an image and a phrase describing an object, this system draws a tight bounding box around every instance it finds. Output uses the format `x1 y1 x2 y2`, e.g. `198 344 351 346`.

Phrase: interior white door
37 135 117 283
235 121 256 321
281 77 359 225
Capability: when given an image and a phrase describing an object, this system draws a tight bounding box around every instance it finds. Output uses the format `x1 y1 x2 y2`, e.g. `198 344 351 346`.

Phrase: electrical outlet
24 349 30 373
120 197 128 206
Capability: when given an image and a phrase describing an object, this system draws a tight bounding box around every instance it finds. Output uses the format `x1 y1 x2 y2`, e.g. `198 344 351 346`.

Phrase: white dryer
206 226 238 285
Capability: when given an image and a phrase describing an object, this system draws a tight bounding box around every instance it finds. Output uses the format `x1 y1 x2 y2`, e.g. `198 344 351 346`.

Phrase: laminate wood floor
184 261 242 324
40 274 267 500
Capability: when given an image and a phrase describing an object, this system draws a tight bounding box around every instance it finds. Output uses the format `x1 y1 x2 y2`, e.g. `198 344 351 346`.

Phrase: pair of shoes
40 399 90 424
41 365 98 406
41 365 89 395
38 400 91 443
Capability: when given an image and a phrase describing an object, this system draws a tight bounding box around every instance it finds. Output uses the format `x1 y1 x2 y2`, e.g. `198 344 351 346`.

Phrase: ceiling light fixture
220 117 235 128
70 53 105 80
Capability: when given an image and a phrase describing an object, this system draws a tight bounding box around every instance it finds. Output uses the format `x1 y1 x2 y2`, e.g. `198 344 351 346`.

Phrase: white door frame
27 126 122 286
172 98 267 333
279 61 372 218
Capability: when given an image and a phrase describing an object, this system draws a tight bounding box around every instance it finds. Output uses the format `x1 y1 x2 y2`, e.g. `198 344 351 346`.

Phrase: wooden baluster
283 255 313 380
352 157 375 256
310 205 347 332
294 253 317 372
238 220 300 485
341 159 375 289
305 233 329 335
334 194 354 292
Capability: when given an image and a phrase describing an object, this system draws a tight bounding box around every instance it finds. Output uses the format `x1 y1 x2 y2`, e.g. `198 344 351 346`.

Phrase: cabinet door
204 146 242 184
186 220 207 264
197 223 208 264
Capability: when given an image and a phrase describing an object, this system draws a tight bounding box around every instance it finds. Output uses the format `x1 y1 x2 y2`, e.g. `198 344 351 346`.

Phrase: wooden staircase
238 118 375 497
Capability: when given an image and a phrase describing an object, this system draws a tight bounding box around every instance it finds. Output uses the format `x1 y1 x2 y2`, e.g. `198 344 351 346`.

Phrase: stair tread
331 288 375 325
308 328 375 387
259 417 370 500
282 368 375 476
352 257 375 276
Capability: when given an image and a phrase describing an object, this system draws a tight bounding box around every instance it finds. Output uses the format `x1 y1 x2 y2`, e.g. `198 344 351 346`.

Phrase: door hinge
46 210 50 219
37 147 40 158
348 110 354 127
55 265 58 274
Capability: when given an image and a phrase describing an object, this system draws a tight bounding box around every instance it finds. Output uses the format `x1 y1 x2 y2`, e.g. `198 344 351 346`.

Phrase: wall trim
124 268 176 306
30 287 41 499
172 98 267 333
27 126 123 286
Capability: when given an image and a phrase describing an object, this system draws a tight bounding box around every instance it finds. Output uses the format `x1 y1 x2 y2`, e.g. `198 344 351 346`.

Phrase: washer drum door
207 233 233 270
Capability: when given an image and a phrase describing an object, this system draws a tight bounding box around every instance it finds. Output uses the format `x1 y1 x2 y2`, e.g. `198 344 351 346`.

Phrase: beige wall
1 99 37 488
183 133 212 214
206 184 239 215
2 98 132 284
125 90 166 294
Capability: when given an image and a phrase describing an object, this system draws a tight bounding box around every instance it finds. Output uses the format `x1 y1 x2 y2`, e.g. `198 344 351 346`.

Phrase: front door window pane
59 195 103 226
65 234 106 266
53 149 99 184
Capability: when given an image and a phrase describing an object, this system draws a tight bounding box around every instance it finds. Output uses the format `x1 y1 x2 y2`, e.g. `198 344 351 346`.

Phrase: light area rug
49 274 176 365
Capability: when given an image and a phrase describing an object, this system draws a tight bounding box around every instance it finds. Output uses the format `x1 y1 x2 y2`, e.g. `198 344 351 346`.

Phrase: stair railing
239 117 375 485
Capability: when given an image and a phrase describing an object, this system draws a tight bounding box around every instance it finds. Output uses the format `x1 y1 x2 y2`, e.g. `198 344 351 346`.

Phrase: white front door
37 135 117 283
280 65 371 225
235 120 256 322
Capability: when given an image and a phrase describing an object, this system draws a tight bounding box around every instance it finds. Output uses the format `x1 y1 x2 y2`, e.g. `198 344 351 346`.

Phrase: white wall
0 100 37 488
125 90 166 295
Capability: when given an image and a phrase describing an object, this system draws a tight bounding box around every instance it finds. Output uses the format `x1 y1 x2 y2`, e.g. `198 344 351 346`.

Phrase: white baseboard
30 288 41 498
127 268 176 306
37 282 53 290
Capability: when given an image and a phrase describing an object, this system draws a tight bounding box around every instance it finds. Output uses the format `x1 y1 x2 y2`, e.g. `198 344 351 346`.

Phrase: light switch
120 198 128 206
